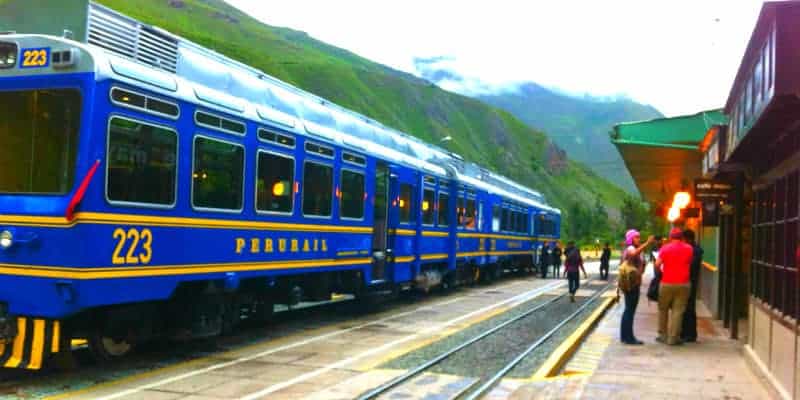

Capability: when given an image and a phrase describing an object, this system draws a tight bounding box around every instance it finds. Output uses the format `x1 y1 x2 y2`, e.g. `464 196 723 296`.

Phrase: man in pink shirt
654 228 693 345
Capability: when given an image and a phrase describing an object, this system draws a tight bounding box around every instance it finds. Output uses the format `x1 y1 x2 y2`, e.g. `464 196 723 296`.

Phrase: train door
370 162 391 282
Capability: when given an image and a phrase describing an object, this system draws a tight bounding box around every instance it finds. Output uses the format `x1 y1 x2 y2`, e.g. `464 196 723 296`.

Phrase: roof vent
87 4 178 73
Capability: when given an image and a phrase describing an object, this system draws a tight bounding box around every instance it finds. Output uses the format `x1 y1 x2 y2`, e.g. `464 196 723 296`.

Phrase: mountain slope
477 83 663 193
95 0 629 240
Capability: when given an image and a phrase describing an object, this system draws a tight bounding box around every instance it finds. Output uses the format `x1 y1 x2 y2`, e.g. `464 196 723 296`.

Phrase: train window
192 136 244 210
456 197 464 228
512 211 519 232
522 213 529 234
340 169 365 219
0 89 81 194
147 98 180 117
343 152 366 166
195 111 246 136
501 208 509 231
477 203 483 231
258 128 296 149
107 117 177 206
399 184 413 224
256 151 294 214
422 189 435 225
464 199 477 230
492 206 501 232
424 176 436 186
438 192 449 226
112 88 181 119
111 88 145 108
302 161 333 217
305 142 335 158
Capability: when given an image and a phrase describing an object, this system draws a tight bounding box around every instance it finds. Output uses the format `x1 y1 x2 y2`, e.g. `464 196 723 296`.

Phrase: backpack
617 260 641 292
566 248 580 267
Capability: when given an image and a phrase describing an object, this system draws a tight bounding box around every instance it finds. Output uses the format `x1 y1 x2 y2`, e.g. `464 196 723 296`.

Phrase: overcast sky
225 1 765 117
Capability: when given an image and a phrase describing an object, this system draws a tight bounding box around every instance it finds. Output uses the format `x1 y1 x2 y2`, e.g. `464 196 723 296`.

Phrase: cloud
412 55 527 96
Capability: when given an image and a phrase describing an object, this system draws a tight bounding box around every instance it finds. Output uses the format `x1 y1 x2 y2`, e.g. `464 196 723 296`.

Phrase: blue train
0 3 560 369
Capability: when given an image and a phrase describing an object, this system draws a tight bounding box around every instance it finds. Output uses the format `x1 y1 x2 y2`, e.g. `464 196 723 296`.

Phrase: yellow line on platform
530 296 617 380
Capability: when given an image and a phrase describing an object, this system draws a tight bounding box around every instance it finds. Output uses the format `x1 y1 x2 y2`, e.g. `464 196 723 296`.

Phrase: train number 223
112 228 153 265
20 48 49 68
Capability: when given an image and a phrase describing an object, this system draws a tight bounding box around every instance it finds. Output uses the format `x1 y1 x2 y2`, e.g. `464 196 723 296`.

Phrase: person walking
564 241 588 302
655 228 693 345
680 229 703 343
620 229 655 345
599 242 611 280
552 243 563 279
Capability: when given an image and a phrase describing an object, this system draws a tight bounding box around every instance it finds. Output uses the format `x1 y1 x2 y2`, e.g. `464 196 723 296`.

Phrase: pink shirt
658 240 693 284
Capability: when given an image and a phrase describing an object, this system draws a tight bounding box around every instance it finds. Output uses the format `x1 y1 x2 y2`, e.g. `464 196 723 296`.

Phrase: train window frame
465 197 478 231
456 195 465 230
422 188 435 226
398 183 414 225
190 134 245 213
438 191 450 227
255 149 295 216
340 168 366 221
492 205 501 232
257 127 296 149
194 110 246 136
109 87 180 120
301 160 334 219
305 141 335 159
342 151 367 166
105 115 179 209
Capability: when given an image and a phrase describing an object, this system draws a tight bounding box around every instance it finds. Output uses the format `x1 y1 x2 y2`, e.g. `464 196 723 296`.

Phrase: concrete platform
489 274 778 400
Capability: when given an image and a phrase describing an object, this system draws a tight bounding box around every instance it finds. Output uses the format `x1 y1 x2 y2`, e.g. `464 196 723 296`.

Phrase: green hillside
478 83 663 194
95 0 630 241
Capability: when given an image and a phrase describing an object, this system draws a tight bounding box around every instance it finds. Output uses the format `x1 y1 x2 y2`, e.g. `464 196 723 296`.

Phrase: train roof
1 2 559 214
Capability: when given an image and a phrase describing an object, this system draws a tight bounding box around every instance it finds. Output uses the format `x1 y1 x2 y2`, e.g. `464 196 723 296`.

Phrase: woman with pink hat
620 229 655 345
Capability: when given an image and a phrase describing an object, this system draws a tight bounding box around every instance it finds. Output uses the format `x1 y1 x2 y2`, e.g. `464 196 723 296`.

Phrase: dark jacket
600 248 611 265
552 247 562 265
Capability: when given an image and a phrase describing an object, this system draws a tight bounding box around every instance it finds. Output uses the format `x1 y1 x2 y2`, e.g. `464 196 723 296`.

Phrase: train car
0 2 560 369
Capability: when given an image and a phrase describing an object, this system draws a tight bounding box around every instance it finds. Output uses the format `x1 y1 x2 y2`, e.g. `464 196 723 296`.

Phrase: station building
612 1 800 398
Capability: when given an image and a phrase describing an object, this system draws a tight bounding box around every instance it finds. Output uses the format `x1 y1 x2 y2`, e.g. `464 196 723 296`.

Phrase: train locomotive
0 2 560 370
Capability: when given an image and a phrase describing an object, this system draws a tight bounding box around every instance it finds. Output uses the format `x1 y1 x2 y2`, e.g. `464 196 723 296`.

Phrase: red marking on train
66 159 101 221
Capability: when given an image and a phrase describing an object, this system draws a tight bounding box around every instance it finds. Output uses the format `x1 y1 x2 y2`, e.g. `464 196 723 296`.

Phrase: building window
192 136 244 210
754 54 764 110
422 188 435 225
438 192 449 226
302 162 333 217
399 184 413 224
107 117 177 206
340 169 365 219
256 151 294 214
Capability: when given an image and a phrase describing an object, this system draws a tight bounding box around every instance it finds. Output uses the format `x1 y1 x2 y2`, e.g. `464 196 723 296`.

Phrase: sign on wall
695 179 732 202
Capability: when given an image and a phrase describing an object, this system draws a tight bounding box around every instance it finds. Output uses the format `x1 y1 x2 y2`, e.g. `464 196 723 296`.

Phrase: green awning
610 109 728 204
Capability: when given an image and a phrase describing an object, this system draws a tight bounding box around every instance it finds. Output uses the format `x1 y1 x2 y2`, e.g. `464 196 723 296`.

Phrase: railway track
358 282 612 399
0 275 562 399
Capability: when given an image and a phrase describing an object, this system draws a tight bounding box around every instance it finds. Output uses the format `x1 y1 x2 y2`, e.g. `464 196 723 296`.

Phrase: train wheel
88 334 133 362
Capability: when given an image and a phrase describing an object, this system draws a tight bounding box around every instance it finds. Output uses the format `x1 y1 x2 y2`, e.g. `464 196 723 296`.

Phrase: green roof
610 109 728 203
611 109 728 150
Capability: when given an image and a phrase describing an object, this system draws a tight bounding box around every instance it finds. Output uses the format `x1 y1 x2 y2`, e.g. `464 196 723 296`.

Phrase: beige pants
658 283 690 344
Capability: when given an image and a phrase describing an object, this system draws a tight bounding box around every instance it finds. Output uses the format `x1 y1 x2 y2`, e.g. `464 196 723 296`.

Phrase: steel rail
356 286 567 400
464 283 612 400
